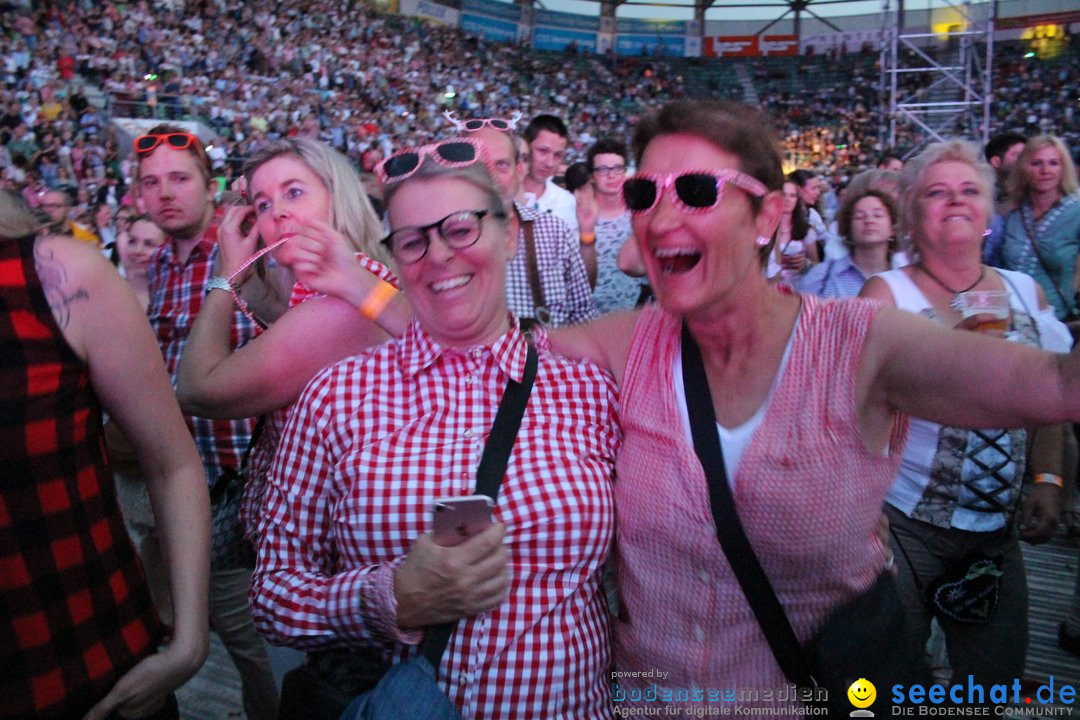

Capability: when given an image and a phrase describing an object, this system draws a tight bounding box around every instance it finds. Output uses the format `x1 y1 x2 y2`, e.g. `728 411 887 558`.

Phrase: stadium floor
176 531 1080 718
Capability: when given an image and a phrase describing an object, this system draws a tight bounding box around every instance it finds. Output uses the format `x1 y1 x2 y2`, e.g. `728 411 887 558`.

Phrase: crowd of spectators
1 0 1077 237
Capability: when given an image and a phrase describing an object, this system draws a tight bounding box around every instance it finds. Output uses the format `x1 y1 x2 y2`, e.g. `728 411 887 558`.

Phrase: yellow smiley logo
848 678 876 709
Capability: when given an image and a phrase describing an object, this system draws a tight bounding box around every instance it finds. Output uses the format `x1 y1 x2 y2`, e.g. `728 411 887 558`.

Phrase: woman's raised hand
393 522 510 628
217 203 259 283
286 215 371 301
575 184 599 234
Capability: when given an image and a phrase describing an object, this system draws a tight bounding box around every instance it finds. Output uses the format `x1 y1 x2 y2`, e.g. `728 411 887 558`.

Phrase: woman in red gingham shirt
250 147 620 719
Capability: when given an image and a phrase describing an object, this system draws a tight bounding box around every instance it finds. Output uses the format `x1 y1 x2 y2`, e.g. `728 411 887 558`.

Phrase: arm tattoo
34 244 90 330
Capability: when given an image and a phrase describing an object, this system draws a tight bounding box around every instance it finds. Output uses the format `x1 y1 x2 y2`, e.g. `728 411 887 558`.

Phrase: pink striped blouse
612 297 908 705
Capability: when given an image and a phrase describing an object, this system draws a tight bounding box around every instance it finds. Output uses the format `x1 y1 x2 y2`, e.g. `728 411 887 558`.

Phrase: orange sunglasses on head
134 132 202 154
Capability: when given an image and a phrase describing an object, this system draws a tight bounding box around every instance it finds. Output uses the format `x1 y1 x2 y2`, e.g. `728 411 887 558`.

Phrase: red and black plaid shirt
0 236 163 719
146 219 259 481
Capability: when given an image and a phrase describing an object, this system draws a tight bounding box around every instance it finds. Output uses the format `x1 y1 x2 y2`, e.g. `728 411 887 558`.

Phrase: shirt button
459 671 471 685
698 570 709 583
693 624 706 643
464 376 472 385
463 429 472 438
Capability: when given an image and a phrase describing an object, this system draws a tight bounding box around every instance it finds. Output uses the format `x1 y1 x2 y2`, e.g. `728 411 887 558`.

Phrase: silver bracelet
205 276 233 294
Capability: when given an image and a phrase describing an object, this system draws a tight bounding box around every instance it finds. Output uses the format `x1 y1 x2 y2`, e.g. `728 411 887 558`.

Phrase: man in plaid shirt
469 124 597 328
138 124 278 720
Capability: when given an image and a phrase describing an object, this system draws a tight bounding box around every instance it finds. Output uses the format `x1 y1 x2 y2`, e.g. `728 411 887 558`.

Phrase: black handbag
890 529 1006 627
680 323 927 714
279 343 539 720
923 553 1003 625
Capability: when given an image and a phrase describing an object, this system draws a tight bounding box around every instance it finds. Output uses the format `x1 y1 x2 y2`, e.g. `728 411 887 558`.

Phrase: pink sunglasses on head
375 137 489 185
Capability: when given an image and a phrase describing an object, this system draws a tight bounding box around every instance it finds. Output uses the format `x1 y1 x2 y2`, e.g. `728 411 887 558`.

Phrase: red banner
760 35 797 56
705 34 797 57
706 35 757 57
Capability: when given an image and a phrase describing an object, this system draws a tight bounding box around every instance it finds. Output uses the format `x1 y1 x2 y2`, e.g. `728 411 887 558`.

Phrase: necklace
916 262 984 311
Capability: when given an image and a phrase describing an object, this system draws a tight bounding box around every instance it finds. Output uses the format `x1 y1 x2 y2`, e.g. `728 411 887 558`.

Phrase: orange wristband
359 279 397 322
1034 473 1065 488
579 232 596 246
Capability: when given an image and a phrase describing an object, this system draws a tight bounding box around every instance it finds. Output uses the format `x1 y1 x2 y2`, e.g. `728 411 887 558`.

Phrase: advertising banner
461 0 521 22
760 34 797 55
615 18 689 35
614 34 686 56
704 34 797 57
461 13 518 42
533 27 598 52
535 9 600 31
401 0 460 25
705 35 758 57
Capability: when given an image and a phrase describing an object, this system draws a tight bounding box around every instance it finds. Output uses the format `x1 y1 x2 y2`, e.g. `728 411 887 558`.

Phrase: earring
756 235 771 247
982 228 992 237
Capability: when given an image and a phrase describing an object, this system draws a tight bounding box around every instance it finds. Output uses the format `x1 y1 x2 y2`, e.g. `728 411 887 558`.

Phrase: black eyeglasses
381 209 502 264
592 164 626 177
375 139 484 185
622 170 767 215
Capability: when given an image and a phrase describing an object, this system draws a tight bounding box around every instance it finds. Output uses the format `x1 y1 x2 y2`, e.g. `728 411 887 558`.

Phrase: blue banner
614 34 686 56
534 9 600 31
532 27 598 52
615 18 688 35
461 0 520 22
461 13 518 42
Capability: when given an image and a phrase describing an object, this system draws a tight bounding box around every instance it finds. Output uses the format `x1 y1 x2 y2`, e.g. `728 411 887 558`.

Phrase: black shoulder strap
680 322 815 688
421 341 539 669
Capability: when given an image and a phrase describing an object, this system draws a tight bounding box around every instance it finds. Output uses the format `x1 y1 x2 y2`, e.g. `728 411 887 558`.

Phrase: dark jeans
886 504 1028 693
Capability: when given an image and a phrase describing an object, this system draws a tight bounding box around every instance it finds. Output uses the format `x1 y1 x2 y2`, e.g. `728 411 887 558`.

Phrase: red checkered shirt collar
397 313 533 382
154 214 221 267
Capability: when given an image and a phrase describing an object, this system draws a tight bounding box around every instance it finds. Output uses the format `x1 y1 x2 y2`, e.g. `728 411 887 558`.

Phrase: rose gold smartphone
431 496 495 547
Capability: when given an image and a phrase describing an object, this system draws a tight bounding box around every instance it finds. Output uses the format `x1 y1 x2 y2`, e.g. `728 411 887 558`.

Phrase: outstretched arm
858 307 1076 439
34 236 211 720
548 309 640 388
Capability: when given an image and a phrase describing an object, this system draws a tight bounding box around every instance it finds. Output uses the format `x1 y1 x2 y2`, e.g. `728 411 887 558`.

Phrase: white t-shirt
522 177 579 236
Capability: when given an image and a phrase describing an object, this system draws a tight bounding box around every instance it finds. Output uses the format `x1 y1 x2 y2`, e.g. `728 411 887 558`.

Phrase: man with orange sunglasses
136 124 279 720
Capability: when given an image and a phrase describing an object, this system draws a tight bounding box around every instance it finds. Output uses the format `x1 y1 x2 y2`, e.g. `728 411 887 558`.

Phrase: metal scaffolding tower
881 0 995 155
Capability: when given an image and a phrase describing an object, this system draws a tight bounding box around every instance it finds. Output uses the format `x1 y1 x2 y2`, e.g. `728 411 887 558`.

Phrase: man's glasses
622 170 767 215
382 209 503 265
592 164 626 178
134 132 202 155
442 110 522 134
375 139 486 185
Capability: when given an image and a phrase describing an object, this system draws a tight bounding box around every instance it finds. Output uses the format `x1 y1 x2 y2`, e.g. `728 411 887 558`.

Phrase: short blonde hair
1006 134 1079 205
898 140 995 243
